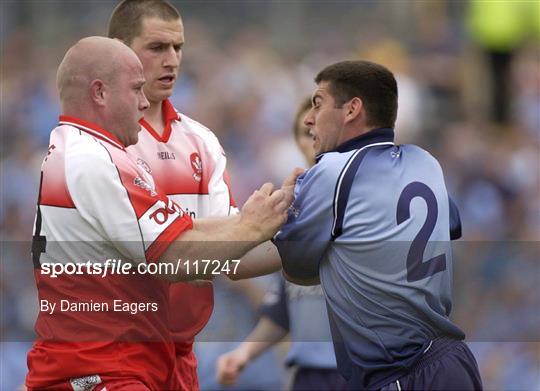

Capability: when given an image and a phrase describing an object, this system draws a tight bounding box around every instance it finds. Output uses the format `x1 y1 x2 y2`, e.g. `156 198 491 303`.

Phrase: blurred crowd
1 1 538 390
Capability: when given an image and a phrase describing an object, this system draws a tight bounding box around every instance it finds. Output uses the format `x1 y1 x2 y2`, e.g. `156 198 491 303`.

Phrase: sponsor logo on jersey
157 151 176 160
190 152 203 182
148 198 183 225
183 207 196 219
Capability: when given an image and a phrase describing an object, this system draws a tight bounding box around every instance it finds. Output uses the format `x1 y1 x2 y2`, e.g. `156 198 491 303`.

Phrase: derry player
107 1 284 389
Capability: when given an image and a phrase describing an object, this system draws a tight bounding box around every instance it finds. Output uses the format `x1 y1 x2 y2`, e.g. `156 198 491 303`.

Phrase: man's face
109 57 149 146
129 17 184 105
304 81 347 155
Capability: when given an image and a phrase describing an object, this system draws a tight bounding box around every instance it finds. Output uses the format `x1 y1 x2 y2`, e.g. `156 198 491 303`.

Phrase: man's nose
163 46 180 68
140 91 150 111
303 109 314 127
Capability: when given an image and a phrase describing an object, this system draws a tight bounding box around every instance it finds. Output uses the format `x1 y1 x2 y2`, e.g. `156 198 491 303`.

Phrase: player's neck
144 101 166 136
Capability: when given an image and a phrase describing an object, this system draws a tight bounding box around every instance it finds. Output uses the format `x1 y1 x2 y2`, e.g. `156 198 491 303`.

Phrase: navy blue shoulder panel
331 148 371 240
449 197 462 240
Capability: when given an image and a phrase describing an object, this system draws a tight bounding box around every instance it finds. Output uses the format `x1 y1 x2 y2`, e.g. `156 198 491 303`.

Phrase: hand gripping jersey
27 116 193 390
128 99 236 389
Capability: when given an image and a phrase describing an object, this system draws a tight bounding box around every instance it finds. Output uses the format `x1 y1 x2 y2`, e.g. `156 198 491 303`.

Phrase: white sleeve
65 142 192 263
206 132 238 216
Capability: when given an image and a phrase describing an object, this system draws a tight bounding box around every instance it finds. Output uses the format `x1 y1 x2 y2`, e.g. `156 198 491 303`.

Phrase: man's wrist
237 343 255 363
237 215 266 243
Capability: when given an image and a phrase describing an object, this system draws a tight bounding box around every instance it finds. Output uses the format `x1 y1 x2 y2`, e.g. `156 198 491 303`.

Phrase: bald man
27 37 293 391
57 37 149 146
56 37 149 147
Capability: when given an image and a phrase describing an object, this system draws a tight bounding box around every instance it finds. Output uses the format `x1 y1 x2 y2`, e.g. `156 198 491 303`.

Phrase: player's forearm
159 216 263 282
225 241 282 280
237 317 288 361
193 214 241 232
159 182 292 282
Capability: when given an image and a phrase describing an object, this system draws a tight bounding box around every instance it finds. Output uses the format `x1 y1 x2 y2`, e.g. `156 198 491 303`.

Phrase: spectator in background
466 0 538 124
358 38 424 143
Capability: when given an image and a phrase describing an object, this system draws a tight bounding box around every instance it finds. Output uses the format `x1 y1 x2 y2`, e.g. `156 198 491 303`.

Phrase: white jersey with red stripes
131 99 236 219
27 115 192 390
127 100 236 389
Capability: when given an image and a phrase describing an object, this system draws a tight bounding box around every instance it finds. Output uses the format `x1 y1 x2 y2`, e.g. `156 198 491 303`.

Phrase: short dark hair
315 60 398 129
108 0 181 45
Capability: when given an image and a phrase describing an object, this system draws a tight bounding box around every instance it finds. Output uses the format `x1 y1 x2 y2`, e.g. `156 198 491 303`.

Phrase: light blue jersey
274 128 464 390
260 278 338 369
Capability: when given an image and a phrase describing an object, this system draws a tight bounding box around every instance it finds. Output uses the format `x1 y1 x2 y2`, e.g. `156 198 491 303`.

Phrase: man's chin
152 87 175 102
125 133 139 147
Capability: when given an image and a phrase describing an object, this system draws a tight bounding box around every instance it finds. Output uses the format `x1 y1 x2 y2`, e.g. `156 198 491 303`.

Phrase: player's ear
89 79 107 107
344 97 363 124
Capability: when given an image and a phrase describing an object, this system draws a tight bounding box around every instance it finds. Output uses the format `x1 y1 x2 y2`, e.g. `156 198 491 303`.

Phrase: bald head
57 36 141 110
56 36 149 147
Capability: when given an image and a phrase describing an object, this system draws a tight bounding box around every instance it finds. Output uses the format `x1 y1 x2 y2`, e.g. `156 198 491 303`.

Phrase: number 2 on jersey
396 182 446 282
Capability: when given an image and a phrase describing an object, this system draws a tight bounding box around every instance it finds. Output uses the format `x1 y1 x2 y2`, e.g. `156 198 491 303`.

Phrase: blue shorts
292 367 348 390
380 337 483 391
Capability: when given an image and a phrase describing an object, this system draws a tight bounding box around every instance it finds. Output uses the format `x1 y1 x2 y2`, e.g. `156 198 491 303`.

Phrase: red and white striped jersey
128 100 236 388
132 99 236 220
27 115 193 390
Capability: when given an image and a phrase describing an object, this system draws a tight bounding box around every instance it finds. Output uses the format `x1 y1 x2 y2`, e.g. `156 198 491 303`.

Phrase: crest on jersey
190 153 203 182
289 204 300 218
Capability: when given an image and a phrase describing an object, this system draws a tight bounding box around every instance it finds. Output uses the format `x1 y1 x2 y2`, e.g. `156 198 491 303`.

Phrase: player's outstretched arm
216 317 287 386
159 183 293 282
222 168 305 280
225 241 282 280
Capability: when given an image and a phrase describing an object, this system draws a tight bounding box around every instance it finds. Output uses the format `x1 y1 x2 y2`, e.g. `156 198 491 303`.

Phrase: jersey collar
58 115 126 150
139 99 181 143
315 127 395 163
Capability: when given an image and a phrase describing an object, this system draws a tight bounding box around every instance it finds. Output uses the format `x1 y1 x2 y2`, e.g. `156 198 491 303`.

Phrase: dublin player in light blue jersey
274 61 482 391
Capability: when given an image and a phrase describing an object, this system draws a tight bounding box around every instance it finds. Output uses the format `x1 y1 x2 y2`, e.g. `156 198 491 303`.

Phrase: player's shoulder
58 124 117 171
401 143 443 169
175 111 223 148
313 150 358 175
319 149 357 166
301 151 354 189
176 111 211 133
401 143 434 157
